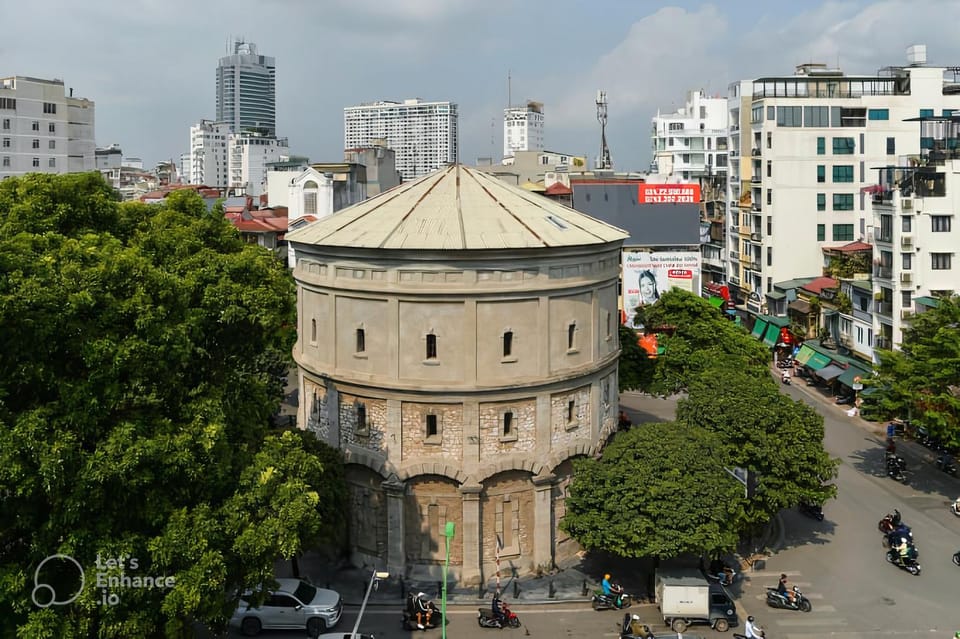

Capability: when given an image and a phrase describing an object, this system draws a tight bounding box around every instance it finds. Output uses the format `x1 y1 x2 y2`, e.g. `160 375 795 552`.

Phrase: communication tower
596 90 612 170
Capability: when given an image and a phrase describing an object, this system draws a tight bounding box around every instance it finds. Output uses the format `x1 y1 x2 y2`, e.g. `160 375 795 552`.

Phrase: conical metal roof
285 164 628 250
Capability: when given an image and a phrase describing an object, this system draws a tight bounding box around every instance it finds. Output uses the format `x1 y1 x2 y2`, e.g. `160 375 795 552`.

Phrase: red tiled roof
800 276 838 294
544 182 572 195
830 241 872 252
232 217 288 233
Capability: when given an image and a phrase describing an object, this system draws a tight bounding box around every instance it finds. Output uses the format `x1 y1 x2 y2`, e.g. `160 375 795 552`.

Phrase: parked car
229 578 342 636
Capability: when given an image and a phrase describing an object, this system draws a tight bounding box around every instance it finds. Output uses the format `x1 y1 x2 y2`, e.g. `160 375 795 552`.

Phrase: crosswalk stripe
777 617 849 627
747 570 803 577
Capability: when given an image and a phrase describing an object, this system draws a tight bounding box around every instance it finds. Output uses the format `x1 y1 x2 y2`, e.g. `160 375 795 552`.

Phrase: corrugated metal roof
285 165 628 250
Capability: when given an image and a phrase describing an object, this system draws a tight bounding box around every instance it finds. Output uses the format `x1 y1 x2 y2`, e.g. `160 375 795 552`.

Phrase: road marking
776 617 850 627
748 570 803 577
753 592 823 600
349 605 595 615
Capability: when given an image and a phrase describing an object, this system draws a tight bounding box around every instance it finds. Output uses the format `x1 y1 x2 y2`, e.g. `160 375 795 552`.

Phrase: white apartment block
0 76 94 179
228 131 288 196
871 115 960 350
189 120 230 189
725 45 960 313
503 100 544 158
651 90 729 180
343 98 458 181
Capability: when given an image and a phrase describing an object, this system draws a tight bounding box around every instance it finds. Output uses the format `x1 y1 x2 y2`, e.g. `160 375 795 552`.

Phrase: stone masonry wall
549 385 593 450
480 471 534 573
345 465 387 558
337 392 387 455
478 398 536 456
404 476 463 565
400 402 464 461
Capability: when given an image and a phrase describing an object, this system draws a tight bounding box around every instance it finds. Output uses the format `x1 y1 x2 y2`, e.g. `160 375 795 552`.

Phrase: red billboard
638 184 701 204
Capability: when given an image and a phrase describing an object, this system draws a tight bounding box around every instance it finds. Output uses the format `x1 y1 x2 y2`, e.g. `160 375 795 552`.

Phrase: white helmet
632 614 640 620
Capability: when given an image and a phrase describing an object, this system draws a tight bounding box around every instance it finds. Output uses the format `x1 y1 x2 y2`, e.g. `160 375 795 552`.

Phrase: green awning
751 319 768 338
914 296 940 308
838 365 872 388
763 323 780 346
766 291 786 300
795 345 814 365
807 352 832 370
708 296 724 309
762 314 791 328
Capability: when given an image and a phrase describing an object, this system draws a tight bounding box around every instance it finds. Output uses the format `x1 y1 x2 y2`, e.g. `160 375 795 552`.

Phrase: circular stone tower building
286 165 627 584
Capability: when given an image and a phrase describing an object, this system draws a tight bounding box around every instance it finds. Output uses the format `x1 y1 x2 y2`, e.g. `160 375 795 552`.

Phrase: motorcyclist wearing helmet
412 591 433 629
745 615 764 638
778 573 796 604
628 614 652 638
491 590 506 626
601 573 624 607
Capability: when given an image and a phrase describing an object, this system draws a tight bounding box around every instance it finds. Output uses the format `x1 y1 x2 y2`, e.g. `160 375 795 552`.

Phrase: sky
5 0 960 172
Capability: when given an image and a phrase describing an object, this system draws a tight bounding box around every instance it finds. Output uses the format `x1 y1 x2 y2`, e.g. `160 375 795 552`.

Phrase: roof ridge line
456 165 466 249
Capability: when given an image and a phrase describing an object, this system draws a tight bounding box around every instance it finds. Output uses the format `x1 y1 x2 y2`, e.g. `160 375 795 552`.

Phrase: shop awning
708 296 724 309
914 296 940 308
751 319 768 338
838 365 872 388
794 345 814 365
763 322 780 346
815 364 845 381
789 299 813 314
766 291 786 300
806 352 833 370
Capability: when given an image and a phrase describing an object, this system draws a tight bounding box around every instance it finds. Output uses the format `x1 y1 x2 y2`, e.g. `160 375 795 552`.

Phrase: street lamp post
441 521 455 639
350 569 389 639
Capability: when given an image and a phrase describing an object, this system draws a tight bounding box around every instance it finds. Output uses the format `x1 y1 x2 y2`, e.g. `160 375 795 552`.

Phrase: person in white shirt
745 615 764 638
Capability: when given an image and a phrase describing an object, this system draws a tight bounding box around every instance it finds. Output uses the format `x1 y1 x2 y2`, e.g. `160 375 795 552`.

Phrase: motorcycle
591 587 632 611
835 395 854 405
885 457 908 483
402 596 443 631
705 564 737 586
781 372 791 385
953 551 960 567
883 527 917 557
766 585 812 612
799 502 824 521
935 454 958 476
477 605 521 629
878 509 903 533
951 500 960 517
886 545 921 575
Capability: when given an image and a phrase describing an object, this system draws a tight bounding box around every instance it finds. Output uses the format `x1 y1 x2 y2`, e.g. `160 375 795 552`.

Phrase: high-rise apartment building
189 119 230 189
343 99 458 181
0 76 95 179
871 115 960 349
216 40 276 135
503 100 544 158
725 45 960 314
228 131 288 196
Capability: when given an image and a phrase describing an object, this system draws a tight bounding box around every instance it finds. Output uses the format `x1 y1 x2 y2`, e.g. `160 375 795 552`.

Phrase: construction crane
596 90 612 170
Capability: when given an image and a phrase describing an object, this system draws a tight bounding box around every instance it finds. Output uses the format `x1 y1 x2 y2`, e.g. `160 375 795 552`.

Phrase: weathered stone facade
287 166 628 583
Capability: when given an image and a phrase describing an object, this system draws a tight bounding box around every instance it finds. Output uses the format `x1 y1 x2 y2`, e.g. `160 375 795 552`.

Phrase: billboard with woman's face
622 250 701 327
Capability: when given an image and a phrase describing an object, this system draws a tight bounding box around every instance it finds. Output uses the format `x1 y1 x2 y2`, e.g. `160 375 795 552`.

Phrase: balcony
751 232 762 242
739 224 752 236
875 336 891 349
751 148 761 156
752 202 762 212
876 301 893 316
874 266 892 279
751 175 762 184
730 250 741 261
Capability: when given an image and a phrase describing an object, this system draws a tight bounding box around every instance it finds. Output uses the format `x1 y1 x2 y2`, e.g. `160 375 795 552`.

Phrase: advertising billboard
622 251 702 327
638 184 701 204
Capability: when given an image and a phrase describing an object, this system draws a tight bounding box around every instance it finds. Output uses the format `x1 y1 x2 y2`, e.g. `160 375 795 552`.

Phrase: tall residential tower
343 99 458 181
216 40 276 135
503 101 544 158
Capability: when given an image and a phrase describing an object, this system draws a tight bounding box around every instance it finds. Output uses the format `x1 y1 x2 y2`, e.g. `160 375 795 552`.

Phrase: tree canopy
867 295 960 448
0 174 346 637
561 422 744 558
564 288 837 558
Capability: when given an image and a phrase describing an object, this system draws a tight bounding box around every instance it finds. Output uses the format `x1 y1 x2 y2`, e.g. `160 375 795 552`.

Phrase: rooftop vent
545 215 568 230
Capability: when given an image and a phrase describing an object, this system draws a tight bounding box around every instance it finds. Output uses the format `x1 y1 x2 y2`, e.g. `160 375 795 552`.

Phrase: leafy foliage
561 422 743 558
617 324 654 392
563 288 837 558
0 174 346 637
867 295 960 448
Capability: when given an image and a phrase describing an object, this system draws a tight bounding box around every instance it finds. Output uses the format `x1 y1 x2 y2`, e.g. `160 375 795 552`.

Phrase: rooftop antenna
596 90 612 170
508 69 512 108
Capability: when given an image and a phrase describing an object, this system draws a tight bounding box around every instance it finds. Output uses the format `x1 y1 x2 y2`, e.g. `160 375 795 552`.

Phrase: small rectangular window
605 312 612 338
31 121 39 131
817 165 825 183
832 137 855 154
932 215 952 232
311 318 317 343
816 137 825 155
832 224 855 241
48 158 55 168
356 404 367 432
886 137 895 155
356 328 366 353
817 224 825 241
426 333 437 359
43 102 57 114
832 194 855 210
32 139 39 149
48 123 56 134
868 109 889 121
48 140 55 150
503 330 513 357
32 157 39 167
567 400 575 423
567 322 576 350
817 193 826 211
1 157 9 167
503 411 513 436
1 119 9 130
1 138 8 148
426 414 438 437
832 165 854 183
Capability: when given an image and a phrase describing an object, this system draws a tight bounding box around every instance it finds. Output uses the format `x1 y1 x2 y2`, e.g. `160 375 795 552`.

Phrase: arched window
303 179 318 216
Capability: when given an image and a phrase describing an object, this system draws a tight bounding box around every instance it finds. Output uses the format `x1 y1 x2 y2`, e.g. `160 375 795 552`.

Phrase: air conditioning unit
750 232 761 242
901 234 913 248
899 271 912 284
902 199 913 210
867 229 875 243
901 308 914 320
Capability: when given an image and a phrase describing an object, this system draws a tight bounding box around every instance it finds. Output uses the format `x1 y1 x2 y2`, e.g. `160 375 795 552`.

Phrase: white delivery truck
655 568 737 633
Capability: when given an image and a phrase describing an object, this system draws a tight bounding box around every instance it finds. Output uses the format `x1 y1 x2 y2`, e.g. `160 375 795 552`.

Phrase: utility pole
596 90 612 170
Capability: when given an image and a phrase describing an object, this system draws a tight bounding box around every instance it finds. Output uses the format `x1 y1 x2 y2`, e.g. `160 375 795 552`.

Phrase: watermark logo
32 554 85 607
32 553 175 607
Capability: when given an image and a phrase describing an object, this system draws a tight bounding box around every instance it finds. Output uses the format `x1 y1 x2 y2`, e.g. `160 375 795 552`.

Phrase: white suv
230 578 342 636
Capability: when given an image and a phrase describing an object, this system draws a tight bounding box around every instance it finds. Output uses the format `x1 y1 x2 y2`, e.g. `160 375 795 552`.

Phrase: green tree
0 174 346 637
637 289 769 396
868 295 960 447
561 422 743 558
617 324 654 392
676 364 838 526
